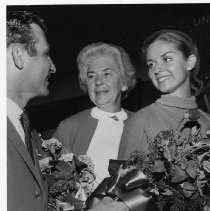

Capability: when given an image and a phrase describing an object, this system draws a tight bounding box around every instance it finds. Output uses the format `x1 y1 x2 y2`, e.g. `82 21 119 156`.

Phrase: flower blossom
39 157 52 173
59 153 74 162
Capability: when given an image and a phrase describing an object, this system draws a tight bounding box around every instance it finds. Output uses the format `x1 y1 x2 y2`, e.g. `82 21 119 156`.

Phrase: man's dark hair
7 10 47 56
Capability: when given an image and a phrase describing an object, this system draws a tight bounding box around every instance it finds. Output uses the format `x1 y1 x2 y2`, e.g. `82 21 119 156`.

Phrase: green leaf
170 166 188 183
152 160 166 173
168 141 177 158
203 161 210 173
185 160 199 178
182 182 197 198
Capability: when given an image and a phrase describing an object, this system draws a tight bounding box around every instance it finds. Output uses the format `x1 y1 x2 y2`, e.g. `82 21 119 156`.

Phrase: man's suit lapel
7 118 43 190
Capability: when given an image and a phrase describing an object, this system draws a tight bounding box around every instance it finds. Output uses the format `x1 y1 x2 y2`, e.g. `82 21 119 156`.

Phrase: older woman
53 42 136 186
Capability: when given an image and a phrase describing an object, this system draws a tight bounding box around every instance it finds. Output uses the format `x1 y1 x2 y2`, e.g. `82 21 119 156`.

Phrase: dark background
7 4 210 134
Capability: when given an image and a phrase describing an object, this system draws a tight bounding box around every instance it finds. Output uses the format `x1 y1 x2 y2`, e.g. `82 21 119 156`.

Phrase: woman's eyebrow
87 70 95 74
161 51 177 57
147 50 177 62
102 68 113 72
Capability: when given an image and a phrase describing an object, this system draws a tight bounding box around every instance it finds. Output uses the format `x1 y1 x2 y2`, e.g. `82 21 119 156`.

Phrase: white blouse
87 107 128 186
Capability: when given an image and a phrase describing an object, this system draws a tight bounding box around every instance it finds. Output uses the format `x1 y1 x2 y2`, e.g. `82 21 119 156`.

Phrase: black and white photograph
5 2 210 211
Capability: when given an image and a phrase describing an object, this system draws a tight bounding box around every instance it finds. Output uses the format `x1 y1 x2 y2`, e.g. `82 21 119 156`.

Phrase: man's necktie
20 110 35 163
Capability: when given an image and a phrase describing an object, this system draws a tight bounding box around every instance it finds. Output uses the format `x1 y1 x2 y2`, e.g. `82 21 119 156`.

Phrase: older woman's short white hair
77 42 136 97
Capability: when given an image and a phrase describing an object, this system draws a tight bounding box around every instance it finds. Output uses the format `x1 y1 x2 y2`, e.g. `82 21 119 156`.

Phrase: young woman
118 29 210 160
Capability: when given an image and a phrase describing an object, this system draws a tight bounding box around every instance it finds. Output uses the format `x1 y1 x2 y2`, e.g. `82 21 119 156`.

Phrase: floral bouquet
126 110 210 211
39 138 95 211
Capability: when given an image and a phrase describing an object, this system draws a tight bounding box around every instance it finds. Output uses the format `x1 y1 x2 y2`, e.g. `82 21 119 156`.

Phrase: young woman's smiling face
85 56 125 112
146 40 194 97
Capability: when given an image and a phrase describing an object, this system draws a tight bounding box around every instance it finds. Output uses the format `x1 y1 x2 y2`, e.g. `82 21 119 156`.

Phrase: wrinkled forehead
86 54 122 69
86 55 123 75
86 54 114 64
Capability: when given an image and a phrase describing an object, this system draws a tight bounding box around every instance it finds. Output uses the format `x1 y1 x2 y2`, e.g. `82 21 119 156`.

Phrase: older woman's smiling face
85 56 125 112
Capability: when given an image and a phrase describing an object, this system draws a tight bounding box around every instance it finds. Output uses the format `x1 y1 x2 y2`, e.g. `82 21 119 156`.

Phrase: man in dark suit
7 11 56 211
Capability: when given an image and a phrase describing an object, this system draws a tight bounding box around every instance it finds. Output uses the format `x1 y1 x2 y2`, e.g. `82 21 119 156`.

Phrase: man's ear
12 44 25 70
187 54 197 71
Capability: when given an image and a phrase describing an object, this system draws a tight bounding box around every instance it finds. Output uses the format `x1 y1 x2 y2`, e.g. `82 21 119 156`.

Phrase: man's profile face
23 23 56 98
